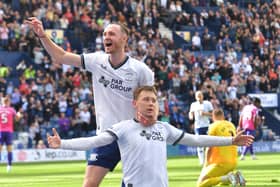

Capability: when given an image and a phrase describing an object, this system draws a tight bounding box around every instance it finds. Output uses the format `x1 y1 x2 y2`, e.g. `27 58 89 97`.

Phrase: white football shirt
82 52 154 134
107 119 184 187
60 121 233 187
189 100 213 129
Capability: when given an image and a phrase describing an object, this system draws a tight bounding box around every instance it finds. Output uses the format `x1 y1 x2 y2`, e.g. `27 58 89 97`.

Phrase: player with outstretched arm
26 18 154 187
48 86 254 187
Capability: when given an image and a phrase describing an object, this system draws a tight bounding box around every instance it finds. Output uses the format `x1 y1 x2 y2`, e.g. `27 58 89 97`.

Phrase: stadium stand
0 0 279 149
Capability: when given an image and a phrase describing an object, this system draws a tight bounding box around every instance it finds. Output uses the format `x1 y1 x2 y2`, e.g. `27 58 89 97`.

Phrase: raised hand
232 130 254 146
24 17 46 38
47 128 61 149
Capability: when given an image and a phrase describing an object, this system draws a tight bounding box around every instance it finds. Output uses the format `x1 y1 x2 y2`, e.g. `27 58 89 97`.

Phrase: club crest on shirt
140 130 164 141
124 72 133 82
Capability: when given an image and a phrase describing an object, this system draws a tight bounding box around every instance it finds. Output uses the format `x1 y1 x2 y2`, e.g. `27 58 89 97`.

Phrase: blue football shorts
195 126 209 135
87 140 121 171
0 132 13 145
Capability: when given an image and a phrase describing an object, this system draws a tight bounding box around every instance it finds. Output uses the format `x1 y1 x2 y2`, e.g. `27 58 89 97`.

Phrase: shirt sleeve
139 63 155 86
206 101 213 111
12 108 17 116
81 52 104 72
164 122 185 145
60 131 116 150
178 133 232 147
106 122 126 140
189 103 194 113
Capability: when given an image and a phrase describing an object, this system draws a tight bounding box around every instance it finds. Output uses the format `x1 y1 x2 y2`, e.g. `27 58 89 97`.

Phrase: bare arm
189 111 194 120
15 108 23 122
254 115 262 129
237 116 243 132
201 110 212 117
25 17 81 67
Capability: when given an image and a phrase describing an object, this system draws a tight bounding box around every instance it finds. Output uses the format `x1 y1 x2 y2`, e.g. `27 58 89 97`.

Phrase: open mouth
147 109 154 112
105 42 112 47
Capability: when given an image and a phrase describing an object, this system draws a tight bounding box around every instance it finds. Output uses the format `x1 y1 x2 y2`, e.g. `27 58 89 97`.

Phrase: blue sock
8 152 12 166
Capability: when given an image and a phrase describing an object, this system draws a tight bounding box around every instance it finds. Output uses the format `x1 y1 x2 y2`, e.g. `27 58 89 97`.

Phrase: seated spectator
0 64 10 78
268 68 279 91
0 21 9 49
33 46 44 65
70 108 83 138
36 139 47 149
192 32 202 51
18 78 31 96
6 81 14 95
16 60 27 74
23 65 36 81
79 105 91 135
58 112 71 139
28 121 40 148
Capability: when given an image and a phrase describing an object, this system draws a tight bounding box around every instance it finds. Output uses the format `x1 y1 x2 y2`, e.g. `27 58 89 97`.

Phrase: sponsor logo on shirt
98 76 132 92
99 76 110 87
140 130 164 141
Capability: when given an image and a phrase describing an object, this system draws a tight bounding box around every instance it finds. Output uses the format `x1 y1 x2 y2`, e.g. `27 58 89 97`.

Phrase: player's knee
197 175 209 187
196 180 204 187
7 145 13 152
83 165 108 187
83 178 100 187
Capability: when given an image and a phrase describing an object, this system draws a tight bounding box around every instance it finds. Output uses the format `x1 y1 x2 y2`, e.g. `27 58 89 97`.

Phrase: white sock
197 147 205 164
221 175 229 183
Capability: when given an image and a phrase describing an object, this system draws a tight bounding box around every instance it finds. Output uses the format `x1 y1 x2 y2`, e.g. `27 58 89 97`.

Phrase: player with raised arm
0 96 22 172
48 85 254 187
25 18 154 187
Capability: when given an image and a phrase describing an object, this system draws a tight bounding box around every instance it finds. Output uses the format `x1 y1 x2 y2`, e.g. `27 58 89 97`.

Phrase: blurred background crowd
0 0 279 149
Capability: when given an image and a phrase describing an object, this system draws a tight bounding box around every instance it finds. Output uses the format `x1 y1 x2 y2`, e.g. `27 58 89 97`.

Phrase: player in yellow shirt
197 108 246 187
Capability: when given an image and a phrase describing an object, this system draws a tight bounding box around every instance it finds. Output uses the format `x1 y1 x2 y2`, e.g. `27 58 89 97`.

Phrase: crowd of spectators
0 0 279 148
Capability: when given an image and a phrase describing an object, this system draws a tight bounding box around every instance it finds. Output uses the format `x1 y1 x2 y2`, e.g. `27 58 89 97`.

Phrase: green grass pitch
0 153 279 187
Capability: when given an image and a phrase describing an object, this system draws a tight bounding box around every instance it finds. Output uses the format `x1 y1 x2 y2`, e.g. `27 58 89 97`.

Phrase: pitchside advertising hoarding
1 141 279 163
248 93 278 108
0 149 85 163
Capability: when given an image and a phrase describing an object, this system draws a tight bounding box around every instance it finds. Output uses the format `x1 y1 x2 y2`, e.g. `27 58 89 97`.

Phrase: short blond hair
212 108 224 118
133 86 157 100
2 96 10 105
111 22 129 36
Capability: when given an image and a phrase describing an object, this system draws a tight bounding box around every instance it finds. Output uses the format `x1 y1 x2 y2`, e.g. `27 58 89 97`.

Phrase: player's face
195 92 203 102
134 91 159 125
103 24 126 54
